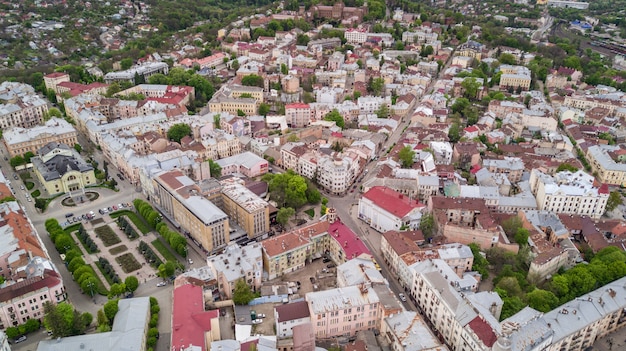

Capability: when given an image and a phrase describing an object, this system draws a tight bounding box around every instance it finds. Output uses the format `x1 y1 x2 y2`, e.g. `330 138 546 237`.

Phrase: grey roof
522 210 568 238
337 258 385 287
384 311 447 351
499 307 553 351
37 297 150 351
32 143 93 181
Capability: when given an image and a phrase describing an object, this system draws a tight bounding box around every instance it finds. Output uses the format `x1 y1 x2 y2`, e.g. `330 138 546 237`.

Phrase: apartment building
261 221 330 280
563 95 623 115
280 142 307 171
220 178 270 239
153 169 230 253
499 65 532 91
327 212 371 264
529 169 609 219
43 72 71 93
275 301 311 338
104 62 169 84
306 285 381 339
345 28 368 44
2 118 78 157
178 52 226 70
358 186 425 233
215 151 268 178
200 129 242 160
208 94 258 115
118 84 195 108
171 285 220 351
409 259 502 351
0 82 48 129
482 157 525 183
285 103 312 128
316 153 361 195
587 145 626 186
206 242 263 299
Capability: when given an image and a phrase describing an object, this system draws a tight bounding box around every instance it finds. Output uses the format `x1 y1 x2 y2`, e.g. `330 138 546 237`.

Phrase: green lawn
304 208 315 218
85 264 108 295
110 210 151 234
151 239 179 263
31 189 40 198
94 225 121 247
25 182 34 190
115 253 142 273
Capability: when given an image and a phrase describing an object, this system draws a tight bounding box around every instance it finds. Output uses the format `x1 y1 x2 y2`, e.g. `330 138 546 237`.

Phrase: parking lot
62 202 133 226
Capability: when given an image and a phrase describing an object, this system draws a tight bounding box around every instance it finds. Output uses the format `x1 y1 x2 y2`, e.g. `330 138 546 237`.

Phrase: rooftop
172 284 220 351
221 178 268 213
362 186 424 218
306 285 380 315
329 219 371 260
384 311 446 351
275 300 310 323
3 118 76 146
261 221 329 258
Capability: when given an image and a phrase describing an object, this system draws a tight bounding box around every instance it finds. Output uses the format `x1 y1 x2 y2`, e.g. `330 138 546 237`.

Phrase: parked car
252 319 263 324
399 293 407 302
112 205 118 211
322 258 331 263
156 282 167 287
65 213 74 218
326 263 336 269
117 173 124 180
309 276 315 284
188 258 193 264
108 207 113 212
14 335 27 343
257 313 266 318
20 185 24 190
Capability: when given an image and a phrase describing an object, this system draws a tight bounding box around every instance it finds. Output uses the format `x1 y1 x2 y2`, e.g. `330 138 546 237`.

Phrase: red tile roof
261 221 330 257
45 72 67 78
0 270 62 302
381 230 423 256
362 186 424 218
468 316 498 347
329 219 371 260
172 284 219 351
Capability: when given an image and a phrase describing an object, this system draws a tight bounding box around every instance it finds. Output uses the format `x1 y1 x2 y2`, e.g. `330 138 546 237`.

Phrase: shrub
115 253 142 273
94 225 121 247
109 245 128 255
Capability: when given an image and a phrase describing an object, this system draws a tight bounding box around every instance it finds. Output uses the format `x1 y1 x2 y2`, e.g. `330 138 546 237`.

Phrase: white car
252 319 263 324
257 313 266 318
156 282 167 287
188 258 193 264
399 293 407 302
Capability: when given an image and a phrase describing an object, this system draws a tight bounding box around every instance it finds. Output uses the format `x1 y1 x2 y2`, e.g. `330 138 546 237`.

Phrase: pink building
0 267 66 328
285 103 312 128
306 285 381 339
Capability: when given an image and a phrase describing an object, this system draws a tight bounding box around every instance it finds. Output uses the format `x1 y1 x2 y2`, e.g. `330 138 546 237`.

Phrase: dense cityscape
1 0 626 351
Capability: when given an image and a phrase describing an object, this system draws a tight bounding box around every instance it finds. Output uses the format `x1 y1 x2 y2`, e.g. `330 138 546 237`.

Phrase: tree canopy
323 109 345 129
233 278 255 305
208 159 222 178
241 74 264 87
276 207 295 226
398 145 415 169
263 170 319 210
606 191 623 212
167 123 192 143
43 302 91 337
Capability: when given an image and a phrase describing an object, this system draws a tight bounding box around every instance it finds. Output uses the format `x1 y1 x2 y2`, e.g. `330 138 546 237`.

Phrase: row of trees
76 224 100 253
98 257 122 285
155 221 187 257
138 240 164 268
43 302 92 338
117 216 140 240
4 318 40 339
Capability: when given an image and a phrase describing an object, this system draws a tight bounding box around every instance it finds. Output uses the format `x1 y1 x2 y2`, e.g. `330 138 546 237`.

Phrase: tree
448 123 461 143
368 77 385 95
419 213 435 239
496 277 522 297
10 155 25 168
606 191 623 212
43 301 88 337
375 103 389 119
125 276 139 292
208 159 222 178
108 283 126 298
398 146 415 168
103 299 119 322
281 63 288 75
81 276 99 297
167 123 192 143
461 77 481 100
556 163 578 173
526 289 559 312
469 243 489 279
241 74 264 87
259 103 271 117
158 261 176 279
74 143 82 153
263 170 309 209
420 45 434 57
514 228 530 246
277 207 295 226
120 58 133 70
498 53 517 65
323 109 345 129
233 278 255 305
501 216 523 237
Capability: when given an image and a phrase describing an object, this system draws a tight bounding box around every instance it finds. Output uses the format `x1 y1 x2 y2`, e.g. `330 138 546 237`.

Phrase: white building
358 186 424 233
0 82 48 130
345 28 368 44
274 300 311 338
316 153 360 195
382 311 449 351
529 169 609 219
428 141 453 165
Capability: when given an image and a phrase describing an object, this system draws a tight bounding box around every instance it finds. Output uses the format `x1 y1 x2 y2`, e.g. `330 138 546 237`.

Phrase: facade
43 72 71 93
499 65 532 91
31 143 95 195
316 153 361 195
214 151 268 178
220 178 270 239
2 118 78 158
285 103 312 128
587 145 626 186
306 285 380 339
275 300 311 338
529 169 609 219
153 169 230 253
37 297 150 351
358 186 424 233
0 82 48 130
261 221 330 280
207 242 263 299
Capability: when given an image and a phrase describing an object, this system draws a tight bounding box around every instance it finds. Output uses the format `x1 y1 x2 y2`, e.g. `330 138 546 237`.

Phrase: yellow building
2 118 78 158
31 143 95 195
153 169 230 254
229 85 264 103
587 145 626 186
220 178 270 239
208 97 258 115
499 64 532 91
